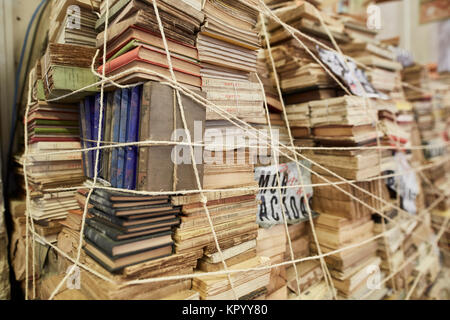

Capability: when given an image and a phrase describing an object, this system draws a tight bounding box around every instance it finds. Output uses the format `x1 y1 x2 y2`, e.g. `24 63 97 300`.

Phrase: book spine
102 92 114 181
86 218 121 241
93 93 102 177
137 82 152 191
205 92 263 101
79 100 88 177
89 208 124 226
84 97 94 178
90 194 113 208
124 85 141 190
110 90 122 187
117 88 130 189
98 46 140 74
202 78 261 90
84 224 116 256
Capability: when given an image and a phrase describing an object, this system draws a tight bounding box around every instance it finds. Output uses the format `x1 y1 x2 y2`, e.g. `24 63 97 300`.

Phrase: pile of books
402 64 432 101
311 213 382 299
79 188 180 272
40 43 98 102
96 0 204 87
372 210 414 296
79 82 205 191
16 101 85 221
172 184 271 300
256 225 287 299
53 5 98 47
55 209 202 299
48 0 101 46
198 0 265 122
307 96 382 180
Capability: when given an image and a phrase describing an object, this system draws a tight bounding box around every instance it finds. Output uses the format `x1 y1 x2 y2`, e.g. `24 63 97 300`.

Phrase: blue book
110 90 122 187
84 96 94 178
78 100 88 177
124 85 141 190
93 93 101 177
117 88 130 189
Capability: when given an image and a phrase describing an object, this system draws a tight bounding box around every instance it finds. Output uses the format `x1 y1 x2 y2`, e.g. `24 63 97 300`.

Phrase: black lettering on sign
259 195 268 221
270 196 279 221
282 196 292 220
270 175 278 194
281 173 288 195
258 172 271 194
290 196 300 219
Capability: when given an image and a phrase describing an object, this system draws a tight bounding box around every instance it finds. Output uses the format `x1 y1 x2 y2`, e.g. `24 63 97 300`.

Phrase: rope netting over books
21 0 450 300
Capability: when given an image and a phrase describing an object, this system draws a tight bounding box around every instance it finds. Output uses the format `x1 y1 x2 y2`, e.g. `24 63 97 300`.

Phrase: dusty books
54 5 98 47
173 192 259 253
402 64 432 100
79 81 205 191
96 0 203 87
256 224 287 299
192 256 271 300
40 43 98 102
82 188 180 272
310 214 379 298
198 0 265 125
311 167 387 220
16 100 85 221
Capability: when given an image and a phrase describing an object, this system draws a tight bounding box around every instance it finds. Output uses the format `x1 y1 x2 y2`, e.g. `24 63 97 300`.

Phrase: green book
32 127 80 134
45 65 98 103
108 39 199 64
33 119 79 126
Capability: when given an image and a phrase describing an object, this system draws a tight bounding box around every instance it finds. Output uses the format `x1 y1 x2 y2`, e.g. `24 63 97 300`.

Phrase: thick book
102 92 114 181
137 82 205 192
99 44 201 75
84 96 94 178
84 239 173 272
85 216 178 240
117 88 130 188
93 188 169 202
124 85 141 189
99 47 202 88
89 196 177 217
83 223 173 257
88 208 178 227
104 26 198 62
110 90 122 186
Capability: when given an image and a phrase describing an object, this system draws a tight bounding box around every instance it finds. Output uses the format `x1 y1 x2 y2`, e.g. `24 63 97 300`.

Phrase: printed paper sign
385 152 419 214
255 161 315 228
317 46 389 100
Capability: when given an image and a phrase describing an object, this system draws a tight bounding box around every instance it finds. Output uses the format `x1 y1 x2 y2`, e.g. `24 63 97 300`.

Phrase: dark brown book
137 81 205 192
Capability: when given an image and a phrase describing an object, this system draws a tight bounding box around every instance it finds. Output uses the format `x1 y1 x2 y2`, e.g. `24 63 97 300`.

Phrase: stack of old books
54 209 202 299
402 64 432 101
16 101 85 222
283 222 330 299
311 212 381 299
307 96 381 180
256 224 287 300
198 0 267 150
48 0 101 46
412 99 440 159
172 186 271 299
78 188 180 272
79 81 205 191
372 209 415 298
53 5 98 47
256 48 282 112
40 43 98 102
96 0 204 88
